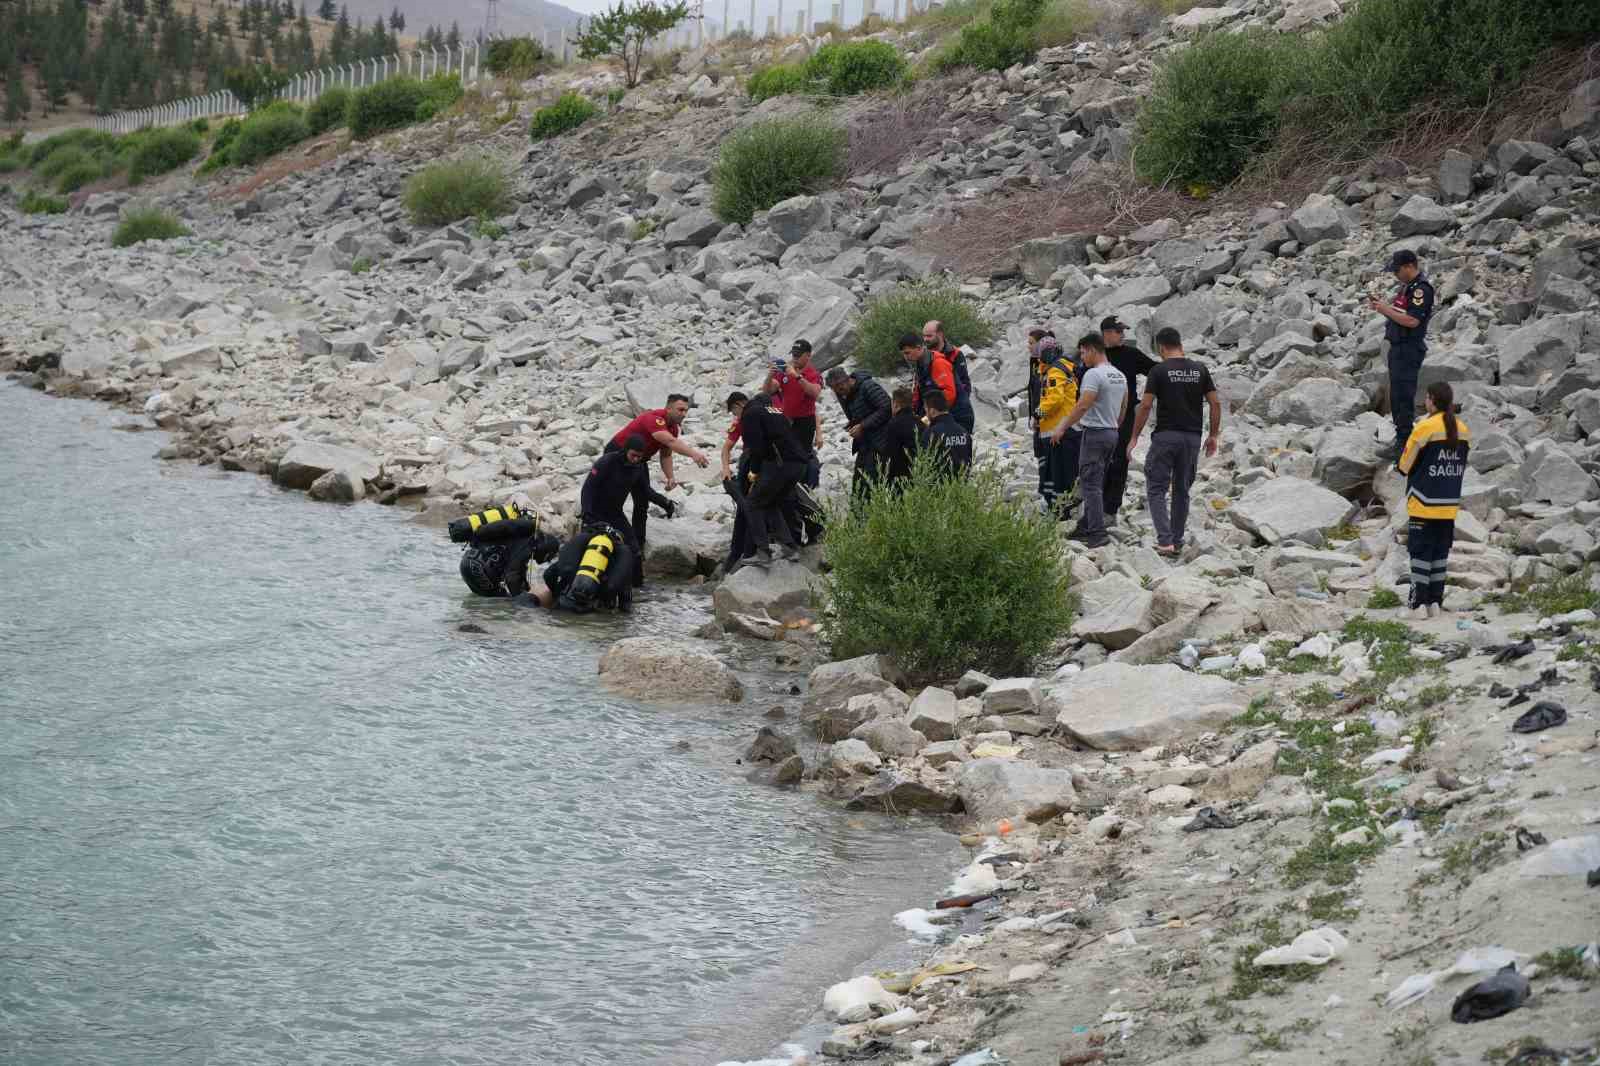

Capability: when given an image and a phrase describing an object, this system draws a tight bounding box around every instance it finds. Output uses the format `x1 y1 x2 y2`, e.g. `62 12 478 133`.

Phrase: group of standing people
1027 318 1222 553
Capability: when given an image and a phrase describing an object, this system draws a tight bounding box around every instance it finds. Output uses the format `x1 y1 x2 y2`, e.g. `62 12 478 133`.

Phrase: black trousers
747 459 804 553
1389 342 1426 446
1104 419 1136 515
1407 517 1454 607
1038 429 1080 518
850 447 880 502
602 439 652 549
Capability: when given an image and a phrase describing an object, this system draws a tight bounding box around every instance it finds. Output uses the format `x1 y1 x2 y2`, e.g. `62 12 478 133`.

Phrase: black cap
1100 316 1128 333
790 338 812 355
1386 249 1419 271
624 433 648 452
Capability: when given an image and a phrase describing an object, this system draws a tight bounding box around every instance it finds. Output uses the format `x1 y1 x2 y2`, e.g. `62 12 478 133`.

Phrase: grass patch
1227 917 1327 999
1491 567 1598 618
1367 588 1402 609
1302 890 1359 922
127 127 201 185
821 451 1075 684
1531 947 1590 980
930 0 1047 73
198 118 244 175
402 156 511 227
850 278 996 374
530 92 598 140
1283 830 1383 889
1296 682 1337 710
711 116 845 225
306 86 353 136
111 207 190 248
1436 831 1506 887
350 257 373 274
747 63 810 102
20 189 68 214
230 102 310 167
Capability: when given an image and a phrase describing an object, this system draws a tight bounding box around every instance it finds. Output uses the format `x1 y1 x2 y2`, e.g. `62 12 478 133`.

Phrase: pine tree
317 0 335 21
4 62 27 122
152 0 169 17
389 7 403 33
248 24 266 60
446 20 460 49
329 4 351 63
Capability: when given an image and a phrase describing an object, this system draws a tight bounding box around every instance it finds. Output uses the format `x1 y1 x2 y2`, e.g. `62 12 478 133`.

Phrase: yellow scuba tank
448 504 523 543
562 531 616 612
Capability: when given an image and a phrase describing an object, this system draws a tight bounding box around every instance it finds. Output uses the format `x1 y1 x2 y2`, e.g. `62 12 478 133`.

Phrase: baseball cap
790 339 812 355
1100 316 1128 333
1386 249 1419 271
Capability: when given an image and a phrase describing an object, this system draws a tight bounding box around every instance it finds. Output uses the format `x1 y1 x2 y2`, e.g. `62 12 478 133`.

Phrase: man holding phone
766 339 824 487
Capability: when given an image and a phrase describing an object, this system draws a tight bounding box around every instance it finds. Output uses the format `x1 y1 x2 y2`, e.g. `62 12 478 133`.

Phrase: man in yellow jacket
1397 381 1471 617
1028 330 1079 519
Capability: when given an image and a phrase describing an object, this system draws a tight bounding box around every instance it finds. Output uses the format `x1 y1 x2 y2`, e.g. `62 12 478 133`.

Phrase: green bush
803 40 908 95
711 116 845 225
0 152 22 174
20 190 69 214
198 118 243 174
306 86 353 135
1036 0 1099 46
348 76 428 139
530 92 598 139
1133 0 1600 188
932 0 1046 73
1132 29 1300 187
27 129 117 168
54 158 106 193
230 102 310 166
415 73 465 123
128 127 202 184
746 63 809 102
821 452 1074 683
190 118 211 134
35 145 97 184
851 278 997 373
486 37 549 79
112 207 191 247
403 156 511 226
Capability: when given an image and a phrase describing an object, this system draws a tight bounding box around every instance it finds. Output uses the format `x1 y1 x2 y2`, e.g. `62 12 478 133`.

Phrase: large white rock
1510 441 1599 506
1047 662 1247 750
643 519 724 578
829 738 882 775
713 560 820 623
156 341 223 376
762 194 832 246
1070 572 1155 650
958 758 1078 822
597 637 744 703
906 687 959 741
1229 476 1357 544
804 654 904 715
1268 378 1369 426
1287 193 1352 244
981 677 1042 714
768 271 858 371
273 441 381 491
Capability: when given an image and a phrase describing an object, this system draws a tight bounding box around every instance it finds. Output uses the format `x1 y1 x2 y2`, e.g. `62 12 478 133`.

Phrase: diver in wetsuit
453 504 562 598
514 523 639 613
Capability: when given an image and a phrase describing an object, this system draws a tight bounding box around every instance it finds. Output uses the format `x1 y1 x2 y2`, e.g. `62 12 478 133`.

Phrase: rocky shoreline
5 0 1600 1059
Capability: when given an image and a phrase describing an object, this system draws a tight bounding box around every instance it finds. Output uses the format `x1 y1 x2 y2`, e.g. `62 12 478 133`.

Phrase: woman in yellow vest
1397 382 1471 617
1030 331 1080 519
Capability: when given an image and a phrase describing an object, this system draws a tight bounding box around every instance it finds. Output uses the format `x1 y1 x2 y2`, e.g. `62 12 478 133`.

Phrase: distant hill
336 0 587 42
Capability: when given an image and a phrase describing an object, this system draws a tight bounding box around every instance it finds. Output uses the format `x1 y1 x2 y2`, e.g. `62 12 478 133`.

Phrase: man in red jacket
604 393 709 575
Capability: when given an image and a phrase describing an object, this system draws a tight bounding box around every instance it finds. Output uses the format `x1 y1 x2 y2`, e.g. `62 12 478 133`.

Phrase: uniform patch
654 417 666 426
1413 287 1426 302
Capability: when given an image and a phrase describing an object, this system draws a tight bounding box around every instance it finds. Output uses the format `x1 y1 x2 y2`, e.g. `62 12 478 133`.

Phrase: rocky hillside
3 2 1600 1062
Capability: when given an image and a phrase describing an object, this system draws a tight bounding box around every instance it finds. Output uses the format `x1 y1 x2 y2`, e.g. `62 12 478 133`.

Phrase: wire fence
95 42 486 135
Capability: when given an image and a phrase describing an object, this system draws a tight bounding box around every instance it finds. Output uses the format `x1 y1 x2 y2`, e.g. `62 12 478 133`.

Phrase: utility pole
485 0 500 40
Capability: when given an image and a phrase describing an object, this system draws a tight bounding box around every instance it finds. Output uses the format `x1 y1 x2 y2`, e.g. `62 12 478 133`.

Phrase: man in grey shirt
1049 333 1127 548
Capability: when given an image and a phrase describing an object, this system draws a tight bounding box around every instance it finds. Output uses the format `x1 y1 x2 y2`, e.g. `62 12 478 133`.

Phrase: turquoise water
0 384 956 1066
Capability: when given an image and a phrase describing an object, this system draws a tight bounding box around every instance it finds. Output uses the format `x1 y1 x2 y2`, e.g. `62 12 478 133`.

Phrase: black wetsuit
581 450 670 586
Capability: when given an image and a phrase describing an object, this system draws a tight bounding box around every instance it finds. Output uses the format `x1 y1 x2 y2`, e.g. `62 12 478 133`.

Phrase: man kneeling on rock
581 434 675 590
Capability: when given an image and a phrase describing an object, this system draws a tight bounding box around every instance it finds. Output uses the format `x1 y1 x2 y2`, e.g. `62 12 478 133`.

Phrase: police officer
1099 316 1156 526
1371 249 1434 461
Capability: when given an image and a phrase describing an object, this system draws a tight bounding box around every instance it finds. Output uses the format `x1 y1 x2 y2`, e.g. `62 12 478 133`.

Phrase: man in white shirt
1049 333 1127 549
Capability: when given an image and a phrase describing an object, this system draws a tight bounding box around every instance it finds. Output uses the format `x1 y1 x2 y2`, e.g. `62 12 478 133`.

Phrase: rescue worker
825 366 893 501
1051 334 1127 549
738 390 805 568
720 390 757 572
1126 327 1222 556
902 333 958 429
766 339 824 488
1397 381 1470 617
582 434 674 587
605 394 709 559
922 319 975 434
1371 249 1435 461
923 389 972 476
453 504 563 598
1100 316 1156 526
1031 330 1080 519
515 523 638 613
880 385 922 488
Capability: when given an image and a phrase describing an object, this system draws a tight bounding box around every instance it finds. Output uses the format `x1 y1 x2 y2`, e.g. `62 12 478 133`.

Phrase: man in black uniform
1371 249 1435 461
923 390 972 475
738 391 806 568
1100 316 1156 526
580 434 674 587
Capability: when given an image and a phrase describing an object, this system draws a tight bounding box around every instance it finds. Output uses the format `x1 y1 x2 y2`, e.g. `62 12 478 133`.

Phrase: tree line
1 0 437 121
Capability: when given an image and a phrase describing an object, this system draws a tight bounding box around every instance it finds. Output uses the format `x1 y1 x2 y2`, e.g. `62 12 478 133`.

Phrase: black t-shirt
1108 345 1157 410
1146 357 1217 435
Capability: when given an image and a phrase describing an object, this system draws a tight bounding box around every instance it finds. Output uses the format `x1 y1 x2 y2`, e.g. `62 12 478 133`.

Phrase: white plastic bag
822 976 899 1023
1254 927 1348 967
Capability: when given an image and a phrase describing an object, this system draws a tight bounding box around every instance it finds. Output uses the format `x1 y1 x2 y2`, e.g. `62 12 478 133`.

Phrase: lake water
0 383 958 1066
